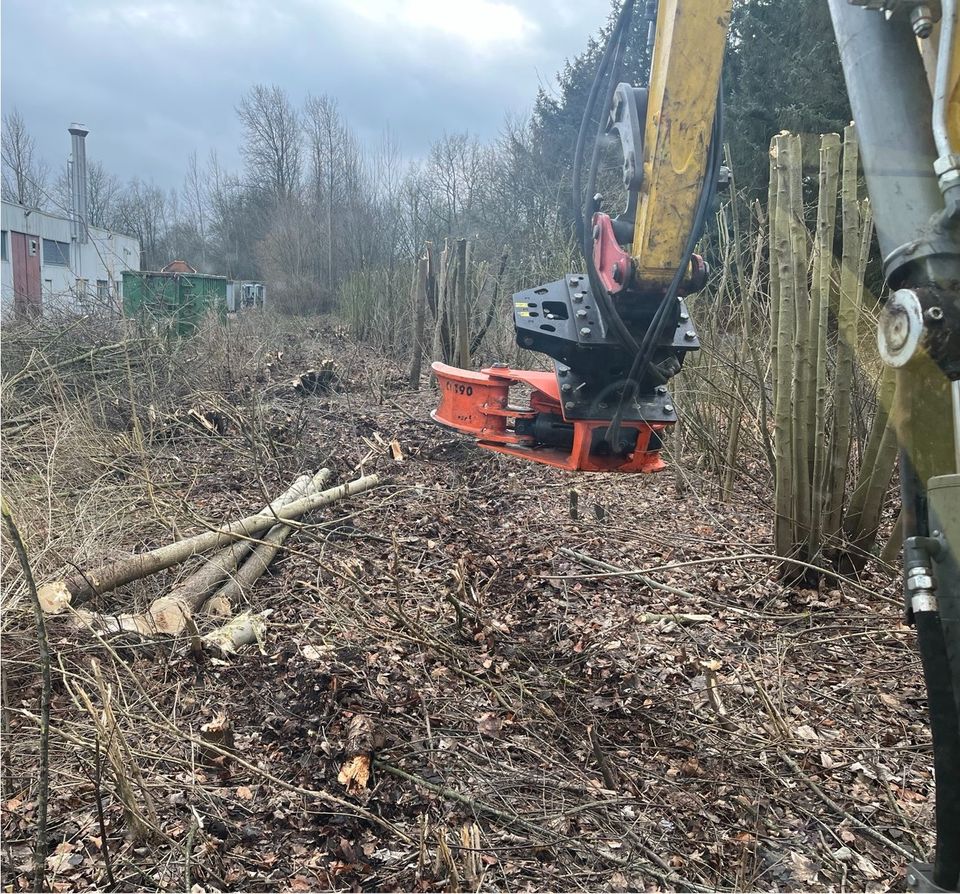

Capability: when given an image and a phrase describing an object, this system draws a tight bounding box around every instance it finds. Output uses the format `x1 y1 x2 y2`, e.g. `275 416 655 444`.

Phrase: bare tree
421 132 486 239
1 109 50 209
256 195 320 312
303 94 347 289
54 160 121 228
182 150 208 268
113 178 170 269
237 85 302 203
87 162 122 229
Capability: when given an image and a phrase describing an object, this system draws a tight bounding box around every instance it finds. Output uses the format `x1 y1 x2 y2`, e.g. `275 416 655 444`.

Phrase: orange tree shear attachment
431 361 669 473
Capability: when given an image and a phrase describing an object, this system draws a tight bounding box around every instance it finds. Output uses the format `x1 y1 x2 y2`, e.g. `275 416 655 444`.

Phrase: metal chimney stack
69 123 89 244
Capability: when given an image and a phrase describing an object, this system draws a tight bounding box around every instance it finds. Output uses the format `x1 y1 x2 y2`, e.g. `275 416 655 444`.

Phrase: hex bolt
679 311 689 322
576 309 588 319
907 873 918 890
523 336 534 347
561 383 572 393
656 385 668 395
684 330 696 341
925 306 944 323
598 402 608 410
573 291 585 303
492 361 508 369
565 400 576 411
558 368 568 377
664 404 674 413
910 4 933 38
580 327 592 338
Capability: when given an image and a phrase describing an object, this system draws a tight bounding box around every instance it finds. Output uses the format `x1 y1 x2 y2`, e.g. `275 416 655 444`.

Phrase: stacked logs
38 470 381 650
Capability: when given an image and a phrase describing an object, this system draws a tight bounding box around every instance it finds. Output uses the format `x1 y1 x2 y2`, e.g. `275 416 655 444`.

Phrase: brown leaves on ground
1 319 924 892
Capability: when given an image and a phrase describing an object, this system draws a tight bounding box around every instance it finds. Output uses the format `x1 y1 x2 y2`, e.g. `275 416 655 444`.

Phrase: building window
0 231 6 262
97 279 109 301
42 238 70 266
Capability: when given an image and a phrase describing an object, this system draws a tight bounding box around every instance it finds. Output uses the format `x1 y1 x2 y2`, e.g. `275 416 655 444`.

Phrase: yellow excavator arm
632 0 730 286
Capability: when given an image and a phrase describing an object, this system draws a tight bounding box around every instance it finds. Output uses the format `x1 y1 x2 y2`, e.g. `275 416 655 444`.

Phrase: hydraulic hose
572 0 637 250
914 606 960 889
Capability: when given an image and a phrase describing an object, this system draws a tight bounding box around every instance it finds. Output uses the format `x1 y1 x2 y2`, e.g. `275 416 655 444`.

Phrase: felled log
337 713 376 795
83 470 330 636
202 610 270 656
40 473 381 614
212 484 315 606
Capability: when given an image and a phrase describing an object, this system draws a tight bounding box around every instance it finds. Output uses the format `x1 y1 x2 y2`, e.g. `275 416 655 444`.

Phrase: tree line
2 0 849 313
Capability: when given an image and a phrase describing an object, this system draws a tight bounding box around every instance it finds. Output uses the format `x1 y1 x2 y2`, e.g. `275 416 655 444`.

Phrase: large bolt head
878 289 923 367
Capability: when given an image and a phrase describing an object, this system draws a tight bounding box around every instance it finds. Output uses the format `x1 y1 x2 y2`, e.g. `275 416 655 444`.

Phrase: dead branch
779 751 915 861
1 497 50 891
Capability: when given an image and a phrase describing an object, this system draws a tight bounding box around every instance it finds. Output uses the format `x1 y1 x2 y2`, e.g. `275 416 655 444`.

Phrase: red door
11 231 42 319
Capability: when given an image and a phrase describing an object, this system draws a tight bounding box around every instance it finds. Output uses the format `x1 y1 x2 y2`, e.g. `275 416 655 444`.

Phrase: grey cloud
2 0 609 188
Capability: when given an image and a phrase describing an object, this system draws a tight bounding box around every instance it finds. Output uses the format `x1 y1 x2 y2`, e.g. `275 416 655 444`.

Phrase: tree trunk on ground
212 492 312 607
202 610 270 656
40 472 380 613
87 470 332 637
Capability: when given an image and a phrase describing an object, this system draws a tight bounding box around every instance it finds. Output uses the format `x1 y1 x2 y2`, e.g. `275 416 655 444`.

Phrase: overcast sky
2 0 611 190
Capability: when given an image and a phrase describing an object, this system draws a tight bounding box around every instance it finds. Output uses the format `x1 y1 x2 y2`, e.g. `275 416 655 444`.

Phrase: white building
0 124 140 318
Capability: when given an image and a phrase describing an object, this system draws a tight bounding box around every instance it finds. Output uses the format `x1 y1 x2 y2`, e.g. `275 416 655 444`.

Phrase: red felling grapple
431 361 667 473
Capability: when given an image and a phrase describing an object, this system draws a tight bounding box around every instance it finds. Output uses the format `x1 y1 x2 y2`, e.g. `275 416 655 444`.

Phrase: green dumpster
122 270 227 335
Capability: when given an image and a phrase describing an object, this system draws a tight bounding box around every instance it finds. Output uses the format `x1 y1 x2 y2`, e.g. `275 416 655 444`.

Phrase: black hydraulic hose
914 607 960 890
583 6 642 356
902 451 960 888
572 0 636 250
